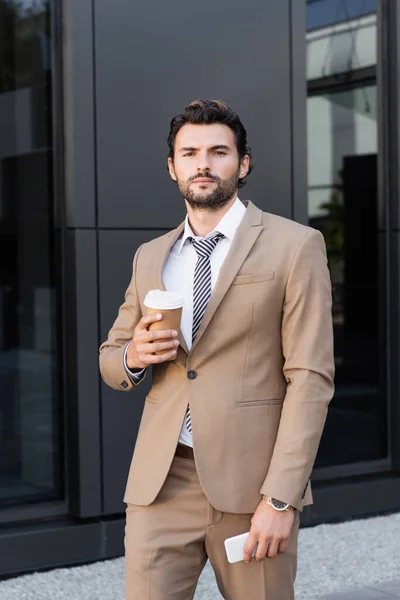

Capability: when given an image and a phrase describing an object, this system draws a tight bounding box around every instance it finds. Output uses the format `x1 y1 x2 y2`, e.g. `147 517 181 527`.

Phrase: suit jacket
99 200 335 513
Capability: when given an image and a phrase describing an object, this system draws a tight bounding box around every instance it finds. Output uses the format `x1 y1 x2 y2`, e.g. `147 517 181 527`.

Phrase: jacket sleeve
259 229 335 511
123 342 147 383
99 244 147 391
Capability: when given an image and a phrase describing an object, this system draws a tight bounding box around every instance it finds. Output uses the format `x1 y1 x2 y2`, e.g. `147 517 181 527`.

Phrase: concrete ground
0 512 399 599
322 580 400 599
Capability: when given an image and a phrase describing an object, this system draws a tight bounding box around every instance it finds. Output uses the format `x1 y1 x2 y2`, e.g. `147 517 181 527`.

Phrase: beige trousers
125 455 299 600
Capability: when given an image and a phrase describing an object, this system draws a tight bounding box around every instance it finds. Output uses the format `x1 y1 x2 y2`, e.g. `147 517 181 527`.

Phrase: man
99 99 334 600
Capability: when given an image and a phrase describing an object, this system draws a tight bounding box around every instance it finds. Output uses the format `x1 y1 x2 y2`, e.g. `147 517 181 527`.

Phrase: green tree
319 188 344 268
0 0 50 94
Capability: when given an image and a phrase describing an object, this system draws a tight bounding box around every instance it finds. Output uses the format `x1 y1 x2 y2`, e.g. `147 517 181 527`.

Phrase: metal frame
51 0 68 515
0 518 124 577
291 0 308 225
0 0 69 526
312 458 391 483
61 0 102 518
0 502 67 527
307 65 376 96
379 0 400 473
304 474 400 526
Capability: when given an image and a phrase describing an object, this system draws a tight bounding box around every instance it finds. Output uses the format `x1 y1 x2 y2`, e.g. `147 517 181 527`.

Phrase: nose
196 150 211 172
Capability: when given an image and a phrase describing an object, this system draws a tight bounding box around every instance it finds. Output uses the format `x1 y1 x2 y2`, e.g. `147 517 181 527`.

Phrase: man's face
168 123 249 211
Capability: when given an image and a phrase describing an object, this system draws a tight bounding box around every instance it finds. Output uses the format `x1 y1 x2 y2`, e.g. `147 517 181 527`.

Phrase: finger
244 533 258 563
144 329 178 342
138 348 178 364
255 540 268 562
267 539 280 558
137 313 163 330
136 329 177 344
278 538 288 554
138 340 179 355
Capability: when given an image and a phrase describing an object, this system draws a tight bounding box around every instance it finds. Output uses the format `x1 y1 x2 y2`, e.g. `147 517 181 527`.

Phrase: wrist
127 363 145 372
124 344 143 372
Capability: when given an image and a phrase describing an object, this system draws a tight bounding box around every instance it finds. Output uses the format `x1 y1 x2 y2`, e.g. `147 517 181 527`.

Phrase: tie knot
190 233 224 259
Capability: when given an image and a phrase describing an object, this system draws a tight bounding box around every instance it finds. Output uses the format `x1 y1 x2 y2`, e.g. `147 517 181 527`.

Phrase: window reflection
307 4 387 467
307 0 376 32
0 1 63 506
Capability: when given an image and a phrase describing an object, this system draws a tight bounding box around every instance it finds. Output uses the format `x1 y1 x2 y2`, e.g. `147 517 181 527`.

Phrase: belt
175 443 195 460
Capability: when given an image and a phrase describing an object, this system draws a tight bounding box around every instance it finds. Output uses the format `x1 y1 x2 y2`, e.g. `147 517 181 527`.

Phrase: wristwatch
262 495 293 512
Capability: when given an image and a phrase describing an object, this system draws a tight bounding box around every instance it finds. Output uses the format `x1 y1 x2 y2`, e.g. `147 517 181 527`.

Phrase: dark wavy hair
167 99 254 188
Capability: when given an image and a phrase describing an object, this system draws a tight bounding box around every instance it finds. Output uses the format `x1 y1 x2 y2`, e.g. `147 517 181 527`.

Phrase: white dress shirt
125 197 247 447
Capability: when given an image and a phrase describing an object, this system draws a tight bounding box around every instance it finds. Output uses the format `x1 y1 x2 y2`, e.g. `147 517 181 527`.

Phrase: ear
239 155 250 179
168 157 177 181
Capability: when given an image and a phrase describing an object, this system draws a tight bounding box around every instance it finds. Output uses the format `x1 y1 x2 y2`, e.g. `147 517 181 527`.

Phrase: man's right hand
126 313 180 370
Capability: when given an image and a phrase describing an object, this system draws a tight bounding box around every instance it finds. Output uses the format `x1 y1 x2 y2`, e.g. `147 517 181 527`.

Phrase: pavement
0 512 399 599
322 581 400 599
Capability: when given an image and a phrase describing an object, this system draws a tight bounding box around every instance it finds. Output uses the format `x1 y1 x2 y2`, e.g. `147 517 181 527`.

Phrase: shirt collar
177 197 246 254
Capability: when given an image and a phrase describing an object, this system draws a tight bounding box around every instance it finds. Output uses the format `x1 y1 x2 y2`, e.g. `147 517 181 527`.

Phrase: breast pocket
232 271 275 285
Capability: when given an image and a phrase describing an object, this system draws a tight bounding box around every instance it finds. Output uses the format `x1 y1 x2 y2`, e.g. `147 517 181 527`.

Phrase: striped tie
185 233 224 434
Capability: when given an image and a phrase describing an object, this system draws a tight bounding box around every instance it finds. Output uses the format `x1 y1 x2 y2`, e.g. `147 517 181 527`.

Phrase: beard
177 169 240 212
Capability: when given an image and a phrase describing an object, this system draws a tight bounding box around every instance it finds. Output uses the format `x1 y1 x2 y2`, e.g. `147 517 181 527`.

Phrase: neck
185 195 237 237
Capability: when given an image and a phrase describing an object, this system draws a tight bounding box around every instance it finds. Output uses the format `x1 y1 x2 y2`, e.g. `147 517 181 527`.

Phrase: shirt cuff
123 342 146 384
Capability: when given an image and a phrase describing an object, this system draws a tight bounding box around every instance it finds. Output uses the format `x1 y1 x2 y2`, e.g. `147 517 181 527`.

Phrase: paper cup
144 290 184 357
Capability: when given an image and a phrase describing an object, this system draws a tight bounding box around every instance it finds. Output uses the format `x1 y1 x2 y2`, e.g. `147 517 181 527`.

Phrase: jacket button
187 370 197 380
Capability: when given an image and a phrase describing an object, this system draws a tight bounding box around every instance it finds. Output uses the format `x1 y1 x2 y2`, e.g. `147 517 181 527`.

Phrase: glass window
307 0 376 32
0 1 63 506
307 3 377 80
307 4 387 468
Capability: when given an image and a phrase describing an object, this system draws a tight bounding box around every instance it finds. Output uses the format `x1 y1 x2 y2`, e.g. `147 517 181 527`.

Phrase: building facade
1 0 400 576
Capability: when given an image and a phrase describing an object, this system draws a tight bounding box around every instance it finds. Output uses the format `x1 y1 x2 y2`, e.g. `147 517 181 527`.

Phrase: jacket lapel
190 201 264 354
152 221 190 354
150 201 265 356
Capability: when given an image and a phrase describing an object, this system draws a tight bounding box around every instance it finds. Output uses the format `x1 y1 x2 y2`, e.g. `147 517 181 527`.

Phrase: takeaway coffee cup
144 290 184 357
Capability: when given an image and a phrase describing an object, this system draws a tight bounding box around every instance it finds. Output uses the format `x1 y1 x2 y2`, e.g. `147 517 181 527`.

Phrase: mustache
189 173 220 182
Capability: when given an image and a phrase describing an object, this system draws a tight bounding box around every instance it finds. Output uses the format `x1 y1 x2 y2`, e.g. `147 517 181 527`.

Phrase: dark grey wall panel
99 230 168 514
94 0 292 228
62 0 96 228
65 230 102 517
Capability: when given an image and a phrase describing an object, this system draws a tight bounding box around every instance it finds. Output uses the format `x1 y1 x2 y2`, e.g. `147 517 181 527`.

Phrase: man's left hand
243 499 295 563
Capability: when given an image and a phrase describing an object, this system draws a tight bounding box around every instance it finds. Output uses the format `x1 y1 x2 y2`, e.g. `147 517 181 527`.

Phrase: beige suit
99 200 335 599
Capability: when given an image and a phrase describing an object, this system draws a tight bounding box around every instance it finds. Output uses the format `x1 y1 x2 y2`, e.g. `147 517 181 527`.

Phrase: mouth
193 179 216 184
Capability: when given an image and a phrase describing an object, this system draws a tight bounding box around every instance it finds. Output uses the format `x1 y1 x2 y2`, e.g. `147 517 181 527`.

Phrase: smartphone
224 531 258 564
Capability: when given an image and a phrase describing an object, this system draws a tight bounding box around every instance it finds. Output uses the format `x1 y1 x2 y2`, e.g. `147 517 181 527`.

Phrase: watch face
272 498 289 511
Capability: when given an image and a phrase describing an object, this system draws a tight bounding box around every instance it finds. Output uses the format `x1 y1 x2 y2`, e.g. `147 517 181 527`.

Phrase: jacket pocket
236 398 284 407
232 271 275 285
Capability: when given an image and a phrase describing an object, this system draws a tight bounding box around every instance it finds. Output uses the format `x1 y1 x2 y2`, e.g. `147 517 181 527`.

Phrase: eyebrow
178 144 232 152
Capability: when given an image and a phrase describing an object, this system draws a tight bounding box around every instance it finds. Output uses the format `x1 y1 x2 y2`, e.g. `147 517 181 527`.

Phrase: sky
307 0 376 31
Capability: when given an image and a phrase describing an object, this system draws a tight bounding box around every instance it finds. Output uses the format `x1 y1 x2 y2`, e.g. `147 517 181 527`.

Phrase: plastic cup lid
144 289 184 310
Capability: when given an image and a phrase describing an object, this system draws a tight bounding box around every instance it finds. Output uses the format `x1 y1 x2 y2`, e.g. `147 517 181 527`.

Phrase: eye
183 152 194 157
215 151 227 155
